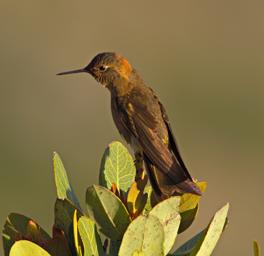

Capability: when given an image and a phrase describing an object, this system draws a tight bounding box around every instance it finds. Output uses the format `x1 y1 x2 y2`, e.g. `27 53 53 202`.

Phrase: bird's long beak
56 68 87 76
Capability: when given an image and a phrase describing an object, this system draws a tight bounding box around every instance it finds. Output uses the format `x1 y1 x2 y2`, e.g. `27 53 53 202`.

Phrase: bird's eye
99 65 108 72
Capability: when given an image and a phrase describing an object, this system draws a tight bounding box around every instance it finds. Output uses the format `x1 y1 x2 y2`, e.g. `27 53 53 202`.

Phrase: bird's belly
111 96 138 147
129 135 141 153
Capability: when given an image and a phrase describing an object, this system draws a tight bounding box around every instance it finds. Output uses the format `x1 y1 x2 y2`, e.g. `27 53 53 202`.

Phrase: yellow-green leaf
53 152 81 209
78 216 105 256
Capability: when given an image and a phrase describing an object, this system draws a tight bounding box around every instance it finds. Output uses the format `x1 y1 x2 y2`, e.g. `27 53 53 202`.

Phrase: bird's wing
119 88 188 183
158 101 193 180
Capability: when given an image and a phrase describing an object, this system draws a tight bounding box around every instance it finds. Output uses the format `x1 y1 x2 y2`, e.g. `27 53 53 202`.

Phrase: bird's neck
109 80 132 97
109 69 142 97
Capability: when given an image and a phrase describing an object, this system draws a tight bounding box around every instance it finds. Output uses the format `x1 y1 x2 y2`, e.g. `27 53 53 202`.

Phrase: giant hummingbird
57 52 201 200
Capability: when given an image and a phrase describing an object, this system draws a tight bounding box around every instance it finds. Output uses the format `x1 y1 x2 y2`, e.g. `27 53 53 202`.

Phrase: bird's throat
109 79 134 97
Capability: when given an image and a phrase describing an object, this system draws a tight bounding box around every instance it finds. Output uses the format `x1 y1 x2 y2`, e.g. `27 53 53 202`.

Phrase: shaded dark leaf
54 199 82 255
86 185 131 240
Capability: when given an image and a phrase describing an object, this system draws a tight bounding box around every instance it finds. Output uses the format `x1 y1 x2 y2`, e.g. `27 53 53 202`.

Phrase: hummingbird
57 52 201 200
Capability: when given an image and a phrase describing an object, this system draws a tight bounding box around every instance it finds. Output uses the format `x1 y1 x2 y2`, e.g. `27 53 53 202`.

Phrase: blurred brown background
0 0 263 255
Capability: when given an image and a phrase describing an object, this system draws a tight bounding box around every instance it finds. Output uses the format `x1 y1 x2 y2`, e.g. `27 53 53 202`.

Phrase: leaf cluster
2 141 235 256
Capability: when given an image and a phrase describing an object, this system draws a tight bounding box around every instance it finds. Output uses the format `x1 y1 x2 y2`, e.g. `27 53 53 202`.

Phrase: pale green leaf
150 196 181 255
10 240 51 256
99 141 136 192
119 215 164 256
173 203 229 256
195 203 229 256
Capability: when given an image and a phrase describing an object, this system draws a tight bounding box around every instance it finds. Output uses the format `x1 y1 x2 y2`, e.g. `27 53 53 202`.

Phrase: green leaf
119 215 164 256
10 240 51 256
53 152 81 209
86 185 131 240
99 141 136 192
109 240 121 256
178 206 198 234
173 203 229 256
172 230 206 256
2 213 51 256
78 216 105 256
149 196 181 255
253 241 260 256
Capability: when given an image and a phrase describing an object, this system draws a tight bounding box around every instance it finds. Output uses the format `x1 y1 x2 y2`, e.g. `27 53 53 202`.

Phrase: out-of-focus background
0 0 263 254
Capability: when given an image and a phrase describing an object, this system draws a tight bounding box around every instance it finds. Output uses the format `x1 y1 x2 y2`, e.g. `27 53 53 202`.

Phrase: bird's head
57 52 134 90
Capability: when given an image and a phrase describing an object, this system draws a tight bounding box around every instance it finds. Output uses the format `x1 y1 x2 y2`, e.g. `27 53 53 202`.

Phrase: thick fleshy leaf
178 182 207 233
99 141 136 192
2 213 50 255
54 199 82 254
173 203 229 256
86 185 131 240
253 241 260 256
78 216 105 256
150 197 181 255
10 240 51 256
53 152 81 209
119 215 164 256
